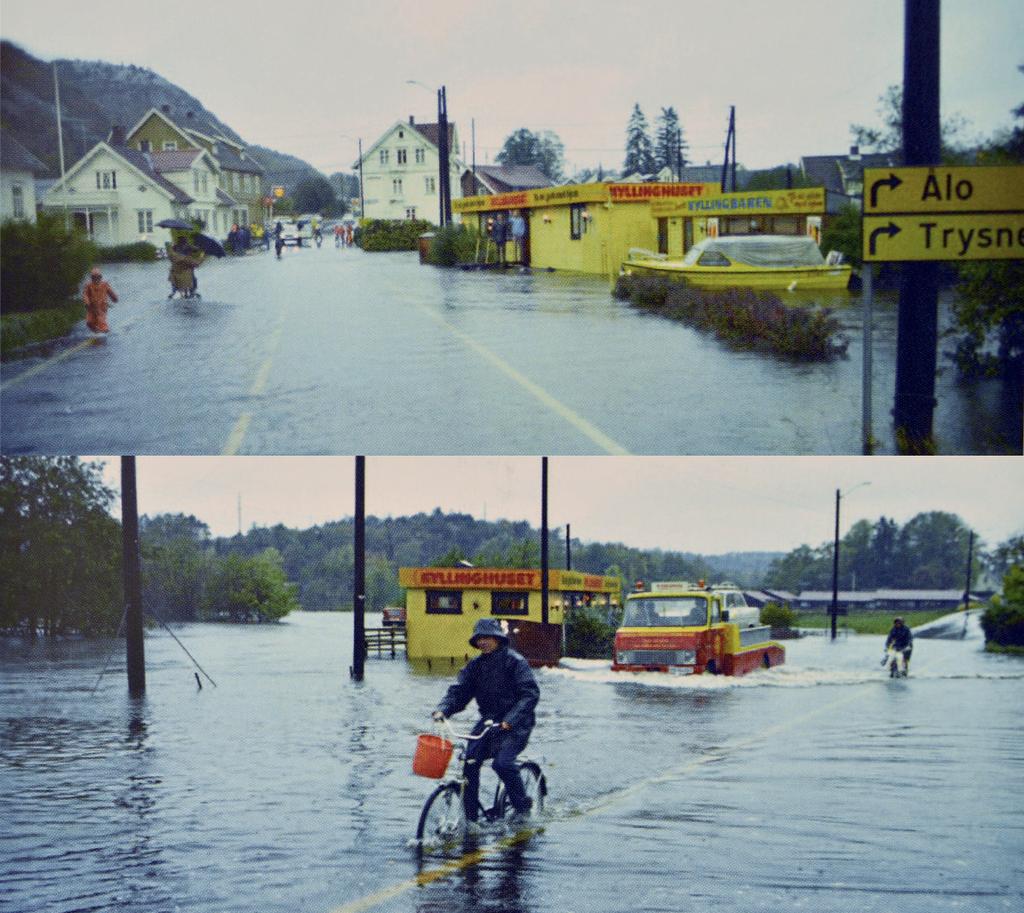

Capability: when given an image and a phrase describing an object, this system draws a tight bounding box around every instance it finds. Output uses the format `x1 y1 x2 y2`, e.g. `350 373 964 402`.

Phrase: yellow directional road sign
863 165 1024 214
862 213 1024 262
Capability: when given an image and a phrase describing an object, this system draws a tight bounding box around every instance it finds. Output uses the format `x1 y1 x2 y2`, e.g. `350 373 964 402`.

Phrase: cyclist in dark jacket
885 617 914 671
433 617 539 823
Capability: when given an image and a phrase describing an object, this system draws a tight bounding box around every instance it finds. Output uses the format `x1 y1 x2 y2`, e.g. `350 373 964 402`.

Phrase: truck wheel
763 653 771 668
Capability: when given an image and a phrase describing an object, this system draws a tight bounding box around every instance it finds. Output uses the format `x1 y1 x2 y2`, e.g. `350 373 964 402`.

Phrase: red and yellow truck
612 581 785 675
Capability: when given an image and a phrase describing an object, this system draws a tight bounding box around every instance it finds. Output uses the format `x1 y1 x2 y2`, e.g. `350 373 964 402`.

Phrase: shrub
95 241 158 263
359 218 435 252
1 300 84 357
981 565 1024 648
1 214 96 314
428 224 483 266
564 607 618 658
759 601 797 629
616 275 848 361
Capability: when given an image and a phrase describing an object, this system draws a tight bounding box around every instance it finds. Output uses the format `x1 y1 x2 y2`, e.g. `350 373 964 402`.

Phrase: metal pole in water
565 523 571 571
962 530 975 615
351 456 366 681
830 488 841 641
893 0 941 451
121 457 145 695
862 263 874 454
541 457 549 627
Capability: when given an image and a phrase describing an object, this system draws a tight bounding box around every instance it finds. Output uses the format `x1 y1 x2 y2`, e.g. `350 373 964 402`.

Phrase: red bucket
413 733 453 778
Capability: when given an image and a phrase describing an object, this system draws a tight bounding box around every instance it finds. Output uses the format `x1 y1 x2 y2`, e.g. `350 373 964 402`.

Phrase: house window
393 178 403 196
254 175 260 193
397 148 407 165
405 207 416 220
426 591 462 614
425 176 436 194
415 148 425 164
11 185 25 219
232 173 239 193
570 203 585 240
96 170 117 190
139 140 151 152
491 591 529 616
137 209 153 233
193 171 200 193
163 141 177 151
201 173 208 194
379 149 390 165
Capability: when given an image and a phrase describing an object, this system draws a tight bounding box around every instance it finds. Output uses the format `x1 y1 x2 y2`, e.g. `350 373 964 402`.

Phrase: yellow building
452 182 828 277
399 566 621 667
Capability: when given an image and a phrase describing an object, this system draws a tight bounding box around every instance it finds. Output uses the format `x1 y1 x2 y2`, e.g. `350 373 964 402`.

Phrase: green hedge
613 275 848 361
565 608 619 659
95 241 158 262
1 300 84 357
359 218 435 251
1 214 96 315
759 602 797 628
427 224 483 266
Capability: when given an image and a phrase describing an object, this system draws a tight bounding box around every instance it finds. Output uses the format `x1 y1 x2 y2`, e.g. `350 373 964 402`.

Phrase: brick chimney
409 115 415 125
161 104 171 115
849 145 861 161
108 125 126 146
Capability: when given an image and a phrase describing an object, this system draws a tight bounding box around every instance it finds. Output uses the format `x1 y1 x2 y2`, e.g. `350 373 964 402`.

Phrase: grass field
794 609 964 635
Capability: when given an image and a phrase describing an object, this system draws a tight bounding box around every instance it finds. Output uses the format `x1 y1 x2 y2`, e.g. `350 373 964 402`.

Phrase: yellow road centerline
222 318 287 455
415 303 630 455
1 336 102 390
330 666 928 913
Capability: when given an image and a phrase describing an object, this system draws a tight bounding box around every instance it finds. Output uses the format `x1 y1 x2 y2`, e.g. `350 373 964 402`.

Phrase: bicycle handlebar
435 717 501 741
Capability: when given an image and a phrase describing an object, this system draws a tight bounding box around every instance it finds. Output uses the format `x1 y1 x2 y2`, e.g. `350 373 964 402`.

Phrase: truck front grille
617 649 695 666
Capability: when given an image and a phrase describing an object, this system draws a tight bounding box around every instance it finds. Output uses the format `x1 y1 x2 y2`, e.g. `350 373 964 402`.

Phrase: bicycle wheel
416 782 466 844
496 762 547 818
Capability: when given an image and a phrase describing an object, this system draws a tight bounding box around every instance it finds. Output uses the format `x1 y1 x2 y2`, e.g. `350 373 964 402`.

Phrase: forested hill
0 40 321 189
142 509 777 616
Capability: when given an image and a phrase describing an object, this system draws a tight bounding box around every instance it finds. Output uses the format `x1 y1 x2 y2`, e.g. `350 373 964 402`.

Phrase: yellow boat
622 235 852 291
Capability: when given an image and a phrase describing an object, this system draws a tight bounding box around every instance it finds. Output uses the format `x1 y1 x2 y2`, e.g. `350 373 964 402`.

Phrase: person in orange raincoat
82 267 118 333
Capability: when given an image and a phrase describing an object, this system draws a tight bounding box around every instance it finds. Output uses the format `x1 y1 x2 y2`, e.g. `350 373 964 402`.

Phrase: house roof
796 589 972 602
147 148 205 172
0 130 49 174
107 146 194 203
409 119 457 153
217 187 239 206
185 129 264 174
800 151 900 195
470 164 553 193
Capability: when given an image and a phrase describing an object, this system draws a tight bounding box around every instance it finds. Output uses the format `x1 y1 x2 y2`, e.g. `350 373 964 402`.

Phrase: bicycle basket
413 733 454 778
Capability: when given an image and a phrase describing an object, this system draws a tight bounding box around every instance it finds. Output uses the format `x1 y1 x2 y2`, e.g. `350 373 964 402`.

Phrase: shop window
491 591 529 616
570 203 585 240
772 216 799 235
426 591 463 614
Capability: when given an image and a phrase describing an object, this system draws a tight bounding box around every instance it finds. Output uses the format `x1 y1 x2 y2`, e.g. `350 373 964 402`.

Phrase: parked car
267 219 300 246
381 606 406 628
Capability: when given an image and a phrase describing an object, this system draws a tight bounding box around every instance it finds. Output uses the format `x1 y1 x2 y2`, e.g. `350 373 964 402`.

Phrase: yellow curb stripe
415 303 630 456
222 318 287 455
1 336 101 390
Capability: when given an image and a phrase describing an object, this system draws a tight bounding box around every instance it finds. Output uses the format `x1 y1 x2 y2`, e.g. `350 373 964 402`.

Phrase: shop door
683 218 694 253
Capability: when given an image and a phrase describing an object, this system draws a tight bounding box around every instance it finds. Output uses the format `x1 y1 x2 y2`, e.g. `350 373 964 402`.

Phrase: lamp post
339 134 364 219
830 482 870 640
407 80 452 227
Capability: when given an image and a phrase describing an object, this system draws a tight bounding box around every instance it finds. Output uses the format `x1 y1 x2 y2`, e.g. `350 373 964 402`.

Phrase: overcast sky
91 456 1023 556
4 0 1022 175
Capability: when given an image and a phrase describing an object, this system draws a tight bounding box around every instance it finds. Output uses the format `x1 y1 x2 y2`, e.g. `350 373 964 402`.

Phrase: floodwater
2 611 1022 913
1 248 1019 455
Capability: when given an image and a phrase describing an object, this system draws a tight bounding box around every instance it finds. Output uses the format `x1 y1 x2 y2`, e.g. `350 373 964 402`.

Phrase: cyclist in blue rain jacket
884 617 914 672
432 617 540 824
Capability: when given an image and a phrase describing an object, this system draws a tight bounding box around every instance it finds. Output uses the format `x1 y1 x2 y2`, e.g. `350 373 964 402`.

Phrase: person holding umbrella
166 234 206 299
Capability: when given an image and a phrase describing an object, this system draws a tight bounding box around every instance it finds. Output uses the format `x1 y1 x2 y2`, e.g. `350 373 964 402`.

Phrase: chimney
108 125 126 146
186 110 194 119
409 115 415 125
161 104 171 115
849 145 861 161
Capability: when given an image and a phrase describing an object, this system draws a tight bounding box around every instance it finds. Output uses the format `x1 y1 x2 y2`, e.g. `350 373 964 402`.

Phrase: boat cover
681 235 827 268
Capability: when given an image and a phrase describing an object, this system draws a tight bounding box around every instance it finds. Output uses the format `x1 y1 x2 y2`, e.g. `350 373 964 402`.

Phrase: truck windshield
622 597 708 627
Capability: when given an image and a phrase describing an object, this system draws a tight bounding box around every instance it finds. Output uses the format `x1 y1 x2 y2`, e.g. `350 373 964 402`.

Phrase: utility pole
565 523 571 571
53 62 69 229
720 106 737 193
436 86 452 227
893 0 941 451
357 138 365 219
121 457 145 696
541 457 549 627
962 530 975 613
830 488 841 641
351 456 366 681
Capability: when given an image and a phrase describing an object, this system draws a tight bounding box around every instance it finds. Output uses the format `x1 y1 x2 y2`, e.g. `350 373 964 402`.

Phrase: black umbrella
192 233 226 258
156 218 195 230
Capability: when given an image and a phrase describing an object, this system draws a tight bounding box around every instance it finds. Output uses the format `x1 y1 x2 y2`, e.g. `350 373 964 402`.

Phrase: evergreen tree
654 107 688 177
623 104 656 177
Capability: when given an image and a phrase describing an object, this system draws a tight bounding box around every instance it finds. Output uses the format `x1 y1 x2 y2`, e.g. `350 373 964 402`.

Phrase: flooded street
2 611 1021 913
1 246 1018 455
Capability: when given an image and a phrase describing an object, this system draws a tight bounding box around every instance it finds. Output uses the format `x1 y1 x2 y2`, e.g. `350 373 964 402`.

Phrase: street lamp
407 79 452 226
830 482 871 640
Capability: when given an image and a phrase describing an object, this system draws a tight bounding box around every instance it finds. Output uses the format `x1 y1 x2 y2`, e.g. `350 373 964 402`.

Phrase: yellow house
452 182 828 276
399 566 621 667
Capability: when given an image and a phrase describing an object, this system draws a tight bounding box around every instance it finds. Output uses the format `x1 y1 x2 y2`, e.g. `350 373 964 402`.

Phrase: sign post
861 163 1024 451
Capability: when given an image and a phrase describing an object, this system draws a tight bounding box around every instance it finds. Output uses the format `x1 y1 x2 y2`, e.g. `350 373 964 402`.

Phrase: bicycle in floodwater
415 719 546 846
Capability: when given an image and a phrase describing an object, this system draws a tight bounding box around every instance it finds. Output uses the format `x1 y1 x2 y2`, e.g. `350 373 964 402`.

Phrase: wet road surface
2 611 1021 912
1 246 1018 455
